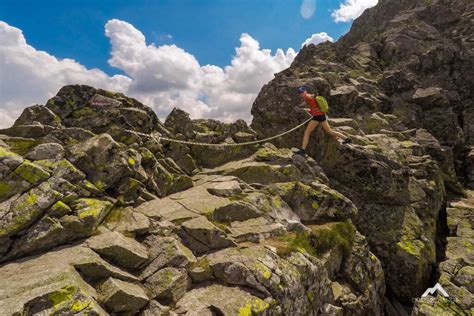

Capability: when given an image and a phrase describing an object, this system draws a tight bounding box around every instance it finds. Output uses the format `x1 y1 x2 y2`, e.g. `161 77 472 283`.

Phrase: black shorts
312 114 327 122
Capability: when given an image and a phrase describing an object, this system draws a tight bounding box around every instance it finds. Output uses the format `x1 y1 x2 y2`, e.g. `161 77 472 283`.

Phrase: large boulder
175 284 271 315
98 277 149 313
44 85 161 135
85 231 149 270
0 245 137 315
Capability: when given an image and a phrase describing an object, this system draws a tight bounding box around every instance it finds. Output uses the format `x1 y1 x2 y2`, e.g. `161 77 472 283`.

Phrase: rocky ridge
0 85 385 315
251 0 473 313
0 0 472 315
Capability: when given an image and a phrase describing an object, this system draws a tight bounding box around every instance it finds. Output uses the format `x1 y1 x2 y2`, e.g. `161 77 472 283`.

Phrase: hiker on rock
296 86 352 156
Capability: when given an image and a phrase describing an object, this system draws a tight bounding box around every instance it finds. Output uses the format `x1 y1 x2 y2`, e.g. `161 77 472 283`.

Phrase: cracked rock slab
140 235 196 280
178 216 236 254
98 277 149 313
206 180 242 197
174 284 270 315
230 217 286 243
144 267 189 304
0 245 136 315
86 231 149 270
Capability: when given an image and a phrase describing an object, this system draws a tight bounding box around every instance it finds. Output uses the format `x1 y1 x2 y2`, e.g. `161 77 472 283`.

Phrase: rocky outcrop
250 0 473 310
412 190 474 315
0 89 388 314
164 107 259 169
252 0 472 190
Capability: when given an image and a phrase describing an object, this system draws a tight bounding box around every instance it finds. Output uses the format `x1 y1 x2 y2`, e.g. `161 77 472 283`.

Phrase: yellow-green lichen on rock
414 295 469 315
253 261 272 280
395 208 431 259
3 138 39 155
272 196 283 208
1 184 62 240
238 299 270 316
13 161 50 184
396 239 424 257
73 198 113 222
51 159 84 179
48 284 97 314
0 180 18 201
48 200 72 218
49 285 76 308
0 146 19 157
71 298 92 312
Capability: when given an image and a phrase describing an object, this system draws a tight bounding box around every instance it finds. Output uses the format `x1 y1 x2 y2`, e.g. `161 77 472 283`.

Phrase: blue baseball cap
297 86 306 93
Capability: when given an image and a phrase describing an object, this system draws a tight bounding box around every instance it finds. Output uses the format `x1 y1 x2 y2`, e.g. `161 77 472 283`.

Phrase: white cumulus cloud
300 0 316 19
301 32 334 48
104 19 297 122
0 19 322 128
0 21 131 128
332 0 378 23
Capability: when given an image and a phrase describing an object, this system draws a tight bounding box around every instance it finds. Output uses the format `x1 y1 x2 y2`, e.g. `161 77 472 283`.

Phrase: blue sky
0 0 378 127
0 0 353 75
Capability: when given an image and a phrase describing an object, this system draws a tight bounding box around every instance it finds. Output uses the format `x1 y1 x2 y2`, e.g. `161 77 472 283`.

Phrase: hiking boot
295 149 306 156
342 138 352 145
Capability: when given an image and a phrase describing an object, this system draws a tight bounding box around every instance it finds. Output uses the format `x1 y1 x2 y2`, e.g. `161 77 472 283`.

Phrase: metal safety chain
126 115 313 147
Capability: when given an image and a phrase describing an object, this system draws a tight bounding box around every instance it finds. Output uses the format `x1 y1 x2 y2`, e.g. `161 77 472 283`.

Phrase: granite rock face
412 190 474 315
0 84 386 315
250 0 474 311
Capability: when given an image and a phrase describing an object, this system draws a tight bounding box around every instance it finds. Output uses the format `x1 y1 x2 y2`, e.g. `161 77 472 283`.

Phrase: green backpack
315 96 329 113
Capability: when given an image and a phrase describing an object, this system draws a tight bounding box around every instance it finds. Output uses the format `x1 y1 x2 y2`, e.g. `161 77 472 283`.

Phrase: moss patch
310 221 356 256
0 181 17 200
71 107 96 119
273 231 316 257
4 138 39 155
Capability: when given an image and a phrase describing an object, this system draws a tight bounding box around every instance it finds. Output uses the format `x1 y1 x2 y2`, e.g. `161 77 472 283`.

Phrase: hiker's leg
302 120 319 149
321 121 347 140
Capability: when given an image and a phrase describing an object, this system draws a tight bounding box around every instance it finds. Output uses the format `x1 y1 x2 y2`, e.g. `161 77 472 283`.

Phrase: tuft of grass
274 231 316 257
264 220 356 258
311 221 356 256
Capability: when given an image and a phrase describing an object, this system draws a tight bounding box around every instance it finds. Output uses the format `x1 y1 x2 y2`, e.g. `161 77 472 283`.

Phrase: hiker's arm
296 105 310 113
297 101 310 111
